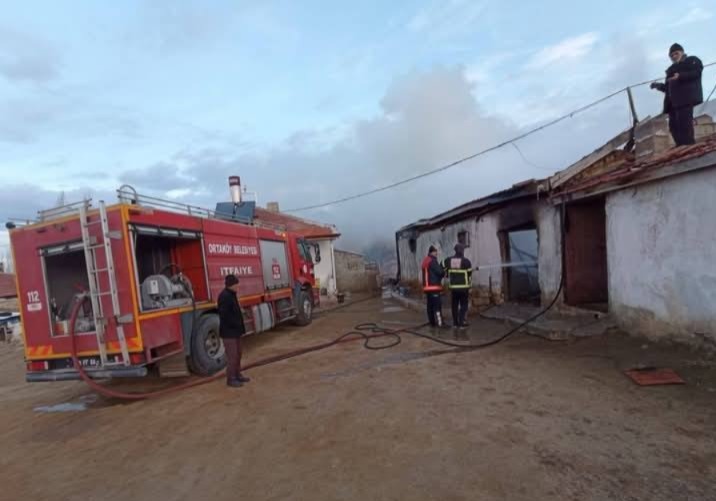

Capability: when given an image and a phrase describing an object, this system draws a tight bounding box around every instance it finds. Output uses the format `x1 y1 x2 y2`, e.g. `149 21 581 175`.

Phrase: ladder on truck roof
79 201 130 367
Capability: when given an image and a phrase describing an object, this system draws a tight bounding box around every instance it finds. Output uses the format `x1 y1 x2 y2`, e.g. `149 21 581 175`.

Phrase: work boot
227 378 243 388
237 374 251 383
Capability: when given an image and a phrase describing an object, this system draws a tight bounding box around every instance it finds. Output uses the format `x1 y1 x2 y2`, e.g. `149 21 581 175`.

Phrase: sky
1 0 715 262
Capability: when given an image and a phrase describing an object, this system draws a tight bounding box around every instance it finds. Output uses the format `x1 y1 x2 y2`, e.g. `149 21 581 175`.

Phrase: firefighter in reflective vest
444 243 472 330
421 245 446 328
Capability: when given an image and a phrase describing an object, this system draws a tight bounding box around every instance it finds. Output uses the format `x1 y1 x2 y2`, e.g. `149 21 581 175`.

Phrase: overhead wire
286 87 626 212
706 80 716 103
286 61 716 213
511 143 552 172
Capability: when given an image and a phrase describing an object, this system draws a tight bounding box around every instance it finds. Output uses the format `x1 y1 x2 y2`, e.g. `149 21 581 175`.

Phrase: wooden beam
549 128 632 189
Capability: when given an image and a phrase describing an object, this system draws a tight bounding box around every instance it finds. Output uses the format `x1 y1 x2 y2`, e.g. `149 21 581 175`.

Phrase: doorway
564 198 608 311
504 228 540 303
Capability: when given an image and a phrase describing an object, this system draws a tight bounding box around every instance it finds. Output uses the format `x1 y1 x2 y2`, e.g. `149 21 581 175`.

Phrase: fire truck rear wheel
188 314 227 376
294 290 313 326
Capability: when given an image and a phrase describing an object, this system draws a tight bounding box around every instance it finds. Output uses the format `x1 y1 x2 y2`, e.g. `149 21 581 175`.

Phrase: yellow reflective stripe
448 269 471 289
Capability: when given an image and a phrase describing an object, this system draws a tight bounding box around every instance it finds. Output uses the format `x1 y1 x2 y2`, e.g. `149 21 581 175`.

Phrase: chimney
635 116 673 159
229 176 242 203
267 202 280 213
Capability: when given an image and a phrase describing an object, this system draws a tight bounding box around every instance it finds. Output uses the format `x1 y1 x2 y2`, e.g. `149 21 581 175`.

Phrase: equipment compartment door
259 240 290 290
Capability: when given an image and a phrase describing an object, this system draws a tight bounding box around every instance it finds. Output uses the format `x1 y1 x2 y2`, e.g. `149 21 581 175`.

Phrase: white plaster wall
397 220 479 284
536 203 563 305
473 214 502 290
607 169 716 345
397 215 504 290
312 239 337 295
398 200 551 302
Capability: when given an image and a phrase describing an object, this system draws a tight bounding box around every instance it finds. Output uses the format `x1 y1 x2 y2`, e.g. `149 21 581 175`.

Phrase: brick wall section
0 274 17 299
636 114 715 159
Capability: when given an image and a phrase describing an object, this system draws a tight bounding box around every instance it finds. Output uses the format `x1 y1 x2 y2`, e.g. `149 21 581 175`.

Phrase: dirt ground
1 297 715 501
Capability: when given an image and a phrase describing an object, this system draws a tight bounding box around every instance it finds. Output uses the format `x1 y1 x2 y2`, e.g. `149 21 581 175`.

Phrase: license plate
79 358 100 368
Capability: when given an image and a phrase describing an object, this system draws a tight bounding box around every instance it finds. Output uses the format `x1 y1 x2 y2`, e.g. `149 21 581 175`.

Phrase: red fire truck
9 178 319 382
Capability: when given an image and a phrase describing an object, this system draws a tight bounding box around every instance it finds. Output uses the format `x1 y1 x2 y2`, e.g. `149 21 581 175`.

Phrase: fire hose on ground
66 202 569 400
67 271 565 401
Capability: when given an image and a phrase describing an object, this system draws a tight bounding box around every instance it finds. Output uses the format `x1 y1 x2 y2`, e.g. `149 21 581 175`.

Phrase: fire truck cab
9 180 319 381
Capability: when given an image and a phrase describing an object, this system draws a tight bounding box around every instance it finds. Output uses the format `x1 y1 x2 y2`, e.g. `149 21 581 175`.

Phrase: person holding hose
421 245 446 330
444 243 472 336
650 43 703 146
218 274 250 388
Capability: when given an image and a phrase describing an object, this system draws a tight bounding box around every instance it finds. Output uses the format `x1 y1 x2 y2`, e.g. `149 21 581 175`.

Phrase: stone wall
335 250 379 293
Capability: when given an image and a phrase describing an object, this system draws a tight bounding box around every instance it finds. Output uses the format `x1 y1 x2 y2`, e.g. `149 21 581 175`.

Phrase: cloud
526 32 599 69
128 2 231 52
0 25 61 84
0 184 114 223
126 2 299 54
119 162 195 192
0 93 144 144
408 0 489 40
111 67 526 249
48 64 640 251
671 6 713 27
1 63 664 253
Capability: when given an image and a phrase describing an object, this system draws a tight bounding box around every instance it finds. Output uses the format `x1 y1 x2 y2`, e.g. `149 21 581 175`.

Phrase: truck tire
294 290 313 326
188 314 226 376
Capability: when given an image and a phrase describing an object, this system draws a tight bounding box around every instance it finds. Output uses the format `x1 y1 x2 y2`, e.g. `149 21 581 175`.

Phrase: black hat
225 274 239 287
428 245 437 254
454 243 465 254
669 43 684 55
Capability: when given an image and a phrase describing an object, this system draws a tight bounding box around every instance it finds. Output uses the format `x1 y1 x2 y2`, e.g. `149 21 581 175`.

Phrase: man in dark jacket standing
444 243 473 333
218 274 249 388
651 43 703 146
421 245 446 328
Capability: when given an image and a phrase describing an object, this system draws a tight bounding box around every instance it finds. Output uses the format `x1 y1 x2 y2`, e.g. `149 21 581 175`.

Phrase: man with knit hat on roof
650 43 703 146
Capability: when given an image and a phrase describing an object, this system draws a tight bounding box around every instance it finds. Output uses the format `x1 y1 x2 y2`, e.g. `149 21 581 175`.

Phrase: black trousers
669 106 695 146
451 290 469 327
425 292 443 327
223 337 243 381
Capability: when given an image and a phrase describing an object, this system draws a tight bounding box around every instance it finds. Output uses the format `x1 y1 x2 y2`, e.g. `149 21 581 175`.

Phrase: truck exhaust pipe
229 176 242 204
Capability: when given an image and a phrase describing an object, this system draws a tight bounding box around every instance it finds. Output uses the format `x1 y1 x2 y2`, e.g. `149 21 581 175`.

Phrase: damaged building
396 112 716 348
396 179 551 307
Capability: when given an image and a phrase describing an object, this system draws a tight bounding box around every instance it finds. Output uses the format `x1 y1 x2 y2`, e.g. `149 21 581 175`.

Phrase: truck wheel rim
205 331 225 359
304 298 312 318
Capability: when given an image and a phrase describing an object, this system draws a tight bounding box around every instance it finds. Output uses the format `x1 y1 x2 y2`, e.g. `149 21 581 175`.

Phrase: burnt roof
397 178 545 234
554 134 716 198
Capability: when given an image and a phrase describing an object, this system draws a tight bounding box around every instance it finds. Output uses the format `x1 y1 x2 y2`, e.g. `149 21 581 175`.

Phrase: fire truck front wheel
188 314 227 376
294 290 313 326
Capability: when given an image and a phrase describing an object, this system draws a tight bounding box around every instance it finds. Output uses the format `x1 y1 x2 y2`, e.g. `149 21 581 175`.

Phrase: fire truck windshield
298 240 313 264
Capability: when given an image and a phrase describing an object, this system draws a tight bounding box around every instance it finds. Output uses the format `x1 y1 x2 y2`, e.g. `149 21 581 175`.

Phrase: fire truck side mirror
313 243 321 263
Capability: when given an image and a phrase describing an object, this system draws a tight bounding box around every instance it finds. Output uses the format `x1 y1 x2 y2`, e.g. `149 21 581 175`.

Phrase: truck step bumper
26 366 148 382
